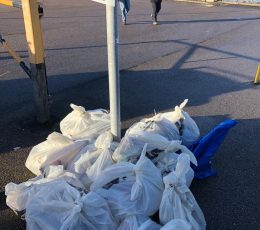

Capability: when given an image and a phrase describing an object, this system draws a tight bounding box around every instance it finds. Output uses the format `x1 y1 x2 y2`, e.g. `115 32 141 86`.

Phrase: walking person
118 0 130 25
150 0 162 25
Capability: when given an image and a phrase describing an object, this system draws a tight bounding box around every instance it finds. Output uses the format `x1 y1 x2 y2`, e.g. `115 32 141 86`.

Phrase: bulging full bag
5 165 85 213
118 215 161 230
60 104 110 140
160 219 192 230
118 215 149 230
159 154 206 230
92 145 164 221
113 131 197 165
25 132 87 175
162 99 200 147
66 132 117 188
152 151 195 187
126 114 180 141
25 180 117 230
137 218 161 230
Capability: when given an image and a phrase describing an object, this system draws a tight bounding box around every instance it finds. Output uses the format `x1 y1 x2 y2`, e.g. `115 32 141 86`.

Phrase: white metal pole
106 0 121 140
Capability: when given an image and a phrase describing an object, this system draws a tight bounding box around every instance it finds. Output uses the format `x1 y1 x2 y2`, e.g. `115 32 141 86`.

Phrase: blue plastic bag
189 119 237 179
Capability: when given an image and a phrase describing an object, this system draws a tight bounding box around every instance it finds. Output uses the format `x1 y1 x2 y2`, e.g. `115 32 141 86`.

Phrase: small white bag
130 144 164 215
66 132 117 187
137 218 161 230
60 104 110 140
90 162 135 191
117 215 148 230
113 132 197 166
159 154 206 230
127 114 180 141
25 132 87 175
86 132 116 181
118 215 161 230
152 151 195 187
162 99 200 147
25 181 117 230
160 219 191 230
93 145 164 222
5 165 85 212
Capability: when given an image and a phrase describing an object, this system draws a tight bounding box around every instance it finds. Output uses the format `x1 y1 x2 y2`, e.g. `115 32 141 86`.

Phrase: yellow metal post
254 64 260 84
22 0 49 122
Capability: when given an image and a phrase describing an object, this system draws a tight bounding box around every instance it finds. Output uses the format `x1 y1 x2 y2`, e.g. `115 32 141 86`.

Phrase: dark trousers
151 0 162 21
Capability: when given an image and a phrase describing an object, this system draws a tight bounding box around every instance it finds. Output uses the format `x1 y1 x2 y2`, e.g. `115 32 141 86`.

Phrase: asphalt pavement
0 0 260 229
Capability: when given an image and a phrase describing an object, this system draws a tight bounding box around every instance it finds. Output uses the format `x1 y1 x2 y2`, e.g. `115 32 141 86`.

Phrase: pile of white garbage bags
5 100 206 230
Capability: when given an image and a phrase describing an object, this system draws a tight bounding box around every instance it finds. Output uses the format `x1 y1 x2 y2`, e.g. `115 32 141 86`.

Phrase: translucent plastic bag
152 152 195 187
160 219 191 230
118 215 148 230
5 165 85 212
86 132 117 181
25 181 117 230
159 154 206 229
162 99 200 147
130 145 164 214
127 114 180 141
118 215 161 230
90 162 135 191
93 145 164 221
66 132 117 187
113 132 197 165
60 104 110 140
25 132 87 175
137 218 161 230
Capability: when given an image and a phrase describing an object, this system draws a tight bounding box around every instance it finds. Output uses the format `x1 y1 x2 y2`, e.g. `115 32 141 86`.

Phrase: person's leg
151 0 157 23
125 0 130 13
156 0 162 15
118 0 127 23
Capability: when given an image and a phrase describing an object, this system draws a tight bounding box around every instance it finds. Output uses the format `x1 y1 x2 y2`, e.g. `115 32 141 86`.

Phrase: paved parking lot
0 0 260 229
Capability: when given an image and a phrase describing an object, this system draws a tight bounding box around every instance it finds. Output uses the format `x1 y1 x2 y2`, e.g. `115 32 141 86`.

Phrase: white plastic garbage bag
112 134 144 163
66 132 117 188
160 219 191 230
113 132 197 166
90 162 135 191
5 165 85 212
93 145 164 222
25 180 117 230
159 154 206 230
137 218 161 230
118 215 161 230
118 215 148 230
152 151 195 187
127 114 180 141
25 132 87 175
86 132 116 181
130 144 164 215
60 104 110 140
162 99 200 147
